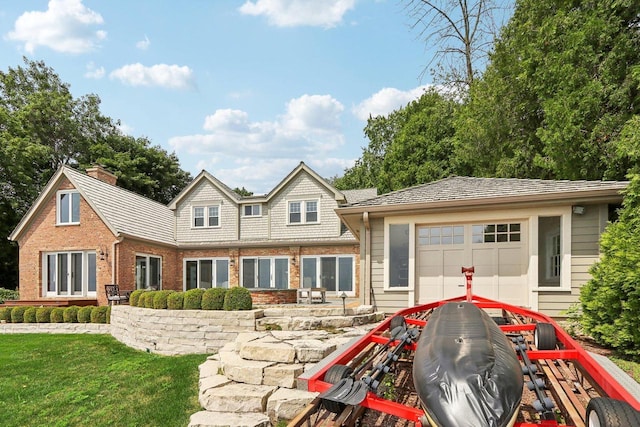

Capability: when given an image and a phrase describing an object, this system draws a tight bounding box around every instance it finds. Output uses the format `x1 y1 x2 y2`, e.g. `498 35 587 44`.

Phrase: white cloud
6 0 106 54
239 0 356 28
84 62 105 79
352 85 432 120
169 94 346 192
136 35 150 50
109 63 195 90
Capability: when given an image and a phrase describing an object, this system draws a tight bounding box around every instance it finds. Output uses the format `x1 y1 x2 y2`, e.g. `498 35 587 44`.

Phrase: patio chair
105 284 129 306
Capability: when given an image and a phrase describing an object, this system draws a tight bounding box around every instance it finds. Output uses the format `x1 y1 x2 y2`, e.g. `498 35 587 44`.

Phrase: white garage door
417 223 527 306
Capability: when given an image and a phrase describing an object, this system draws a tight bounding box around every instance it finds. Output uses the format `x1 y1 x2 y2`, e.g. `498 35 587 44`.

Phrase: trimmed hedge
137 292 148 308
167 292 184 310
183 289 205 310
10 306 28 323
223 287 253 311
63 306 80 323
91 306 109 324
51 307 64 323
129 289 146 307
153 290 175 309
0 307 12 322
202 288 227 310
144 291 158 309
36 307 53 323
78 306 93 323
24 307 37 323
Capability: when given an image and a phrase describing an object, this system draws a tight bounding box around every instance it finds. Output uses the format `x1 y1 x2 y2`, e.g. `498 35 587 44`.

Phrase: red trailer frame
303 289 640 426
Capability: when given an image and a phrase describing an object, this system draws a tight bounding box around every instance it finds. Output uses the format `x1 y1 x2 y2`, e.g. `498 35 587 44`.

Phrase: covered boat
413 302 524 427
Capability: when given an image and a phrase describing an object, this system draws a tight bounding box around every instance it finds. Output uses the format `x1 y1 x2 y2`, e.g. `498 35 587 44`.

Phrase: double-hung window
193 205 220 228
57 191 80 225
288 200 319 224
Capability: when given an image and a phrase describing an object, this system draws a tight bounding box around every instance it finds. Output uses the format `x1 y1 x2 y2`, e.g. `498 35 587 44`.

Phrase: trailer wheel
322 365 353 414
534 322 556 350
586 397 640 427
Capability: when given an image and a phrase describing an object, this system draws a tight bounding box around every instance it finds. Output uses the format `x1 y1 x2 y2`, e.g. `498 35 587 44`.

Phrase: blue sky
0 0 438 194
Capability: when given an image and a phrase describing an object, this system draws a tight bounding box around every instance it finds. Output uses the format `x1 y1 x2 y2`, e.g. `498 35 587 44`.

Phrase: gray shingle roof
65 167 176 245
346 176 628 208
341 188 377 205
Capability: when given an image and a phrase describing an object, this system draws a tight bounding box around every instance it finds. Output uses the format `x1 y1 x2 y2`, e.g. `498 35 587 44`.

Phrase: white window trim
41 250 96 297
383 219 415 292
56 190 80 225
191 204 221 229
242 204 262 217
135 253 162 290
183 257 230 290
287 199 320 225
532 210 572 292
240 256 290 289
300 255 356 296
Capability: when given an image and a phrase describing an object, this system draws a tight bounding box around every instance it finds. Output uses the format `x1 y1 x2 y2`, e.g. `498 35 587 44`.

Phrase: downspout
363 212 373 310
112 236 123 285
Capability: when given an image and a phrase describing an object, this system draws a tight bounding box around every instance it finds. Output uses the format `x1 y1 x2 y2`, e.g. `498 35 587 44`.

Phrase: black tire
534 322 557 350
389 315 406 337
322 364 353 414
586 397 640 427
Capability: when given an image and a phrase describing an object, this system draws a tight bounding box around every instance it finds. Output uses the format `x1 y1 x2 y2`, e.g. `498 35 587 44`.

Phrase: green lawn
0 334 206 427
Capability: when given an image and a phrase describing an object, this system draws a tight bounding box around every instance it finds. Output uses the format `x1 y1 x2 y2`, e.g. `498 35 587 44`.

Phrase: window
57 191 80 224
472 223 521 243
288 200 319 224
418 225 464 245
42 251 96 296
136 254 162 290
185 258 229 290
539 216 561 286
193 205 220 228
241 257 289 289
301 256 354 295
389 224 409 288
243 204 261 217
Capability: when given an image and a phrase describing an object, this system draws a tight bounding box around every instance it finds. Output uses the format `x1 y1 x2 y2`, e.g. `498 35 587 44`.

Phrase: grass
0 334 206 427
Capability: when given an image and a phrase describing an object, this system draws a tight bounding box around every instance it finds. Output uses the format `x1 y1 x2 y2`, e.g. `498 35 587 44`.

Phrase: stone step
199 382 277 413
260 305 375 318
188 410 270 427
256 312 384 331
266 388 319 425
219 349 275 385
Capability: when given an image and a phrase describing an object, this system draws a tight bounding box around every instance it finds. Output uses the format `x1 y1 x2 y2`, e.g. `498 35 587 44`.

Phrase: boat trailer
290 267 640 427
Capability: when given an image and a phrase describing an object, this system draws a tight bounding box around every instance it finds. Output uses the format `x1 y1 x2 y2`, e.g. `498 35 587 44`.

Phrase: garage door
417 223 527 306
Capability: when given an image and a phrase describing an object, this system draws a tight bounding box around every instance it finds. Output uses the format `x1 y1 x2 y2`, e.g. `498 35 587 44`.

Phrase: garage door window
472 223 521 243
418 225 464 245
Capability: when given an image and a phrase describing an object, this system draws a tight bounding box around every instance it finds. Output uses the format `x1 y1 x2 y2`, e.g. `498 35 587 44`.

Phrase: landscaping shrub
91 306 109 324
36 307 53 323
144 291 158 309
78 306 93 323
0 287 19 304
106 306 111 324
50 307 64 323
129 289 146 307
137 292 148 308
153 290 174 309
223 287 252 311
63 306 80 323
202 288 227 310
183 289 205 310
0 307 12 322
167 292 184 310
23 307 37 323
10 306 28 323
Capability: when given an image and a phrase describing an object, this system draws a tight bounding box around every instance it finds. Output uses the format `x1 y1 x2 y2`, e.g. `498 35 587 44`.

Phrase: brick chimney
86 165 117 186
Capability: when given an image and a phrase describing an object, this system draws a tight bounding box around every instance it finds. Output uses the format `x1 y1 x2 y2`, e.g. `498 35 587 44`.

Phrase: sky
0 0 439 194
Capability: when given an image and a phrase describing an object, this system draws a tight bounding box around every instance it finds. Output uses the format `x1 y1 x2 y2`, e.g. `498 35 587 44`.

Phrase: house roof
10 166 176 245
343 176 628 210
341 188 378 205
167 170 241 209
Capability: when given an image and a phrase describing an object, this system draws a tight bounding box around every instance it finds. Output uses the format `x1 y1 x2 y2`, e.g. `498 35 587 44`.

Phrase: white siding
269 173 341 240
175 181 239 243
239 205 269 240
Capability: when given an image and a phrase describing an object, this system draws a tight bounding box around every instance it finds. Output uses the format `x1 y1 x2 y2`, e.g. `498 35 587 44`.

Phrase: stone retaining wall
0 322 110 334
109 306 264 355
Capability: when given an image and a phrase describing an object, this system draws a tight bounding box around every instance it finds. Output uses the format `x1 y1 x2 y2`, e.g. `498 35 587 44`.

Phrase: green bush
183 288 205 310
0 288 19 304
106 306 111 324
153 290 175 309
0 307 12 322
50 307 64 323
23 307 37 323
137 292 148 308
78 306 94 323
91 306 109 324
202 288 227 310
129 289 146 307
144 291 157 309
167 292 184 310
10 306 28 323
223 287 253 311
36 307 53 323
63 306 80 323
